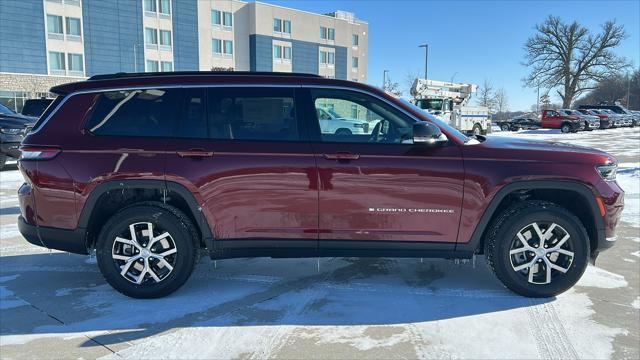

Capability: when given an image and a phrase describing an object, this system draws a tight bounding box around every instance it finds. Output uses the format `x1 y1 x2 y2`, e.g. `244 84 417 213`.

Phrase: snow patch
577 266 628 289
632 297 640 310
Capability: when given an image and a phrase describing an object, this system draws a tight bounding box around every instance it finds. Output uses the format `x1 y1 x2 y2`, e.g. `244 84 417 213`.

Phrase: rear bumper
18 216 88 254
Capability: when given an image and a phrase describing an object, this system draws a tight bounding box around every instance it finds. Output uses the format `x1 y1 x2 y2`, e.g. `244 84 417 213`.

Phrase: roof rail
88 71 323 81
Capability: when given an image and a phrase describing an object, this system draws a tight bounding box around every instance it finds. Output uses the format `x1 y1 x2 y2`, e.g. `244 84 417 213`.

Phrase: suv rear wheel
485 200 589 297
96 203 198 298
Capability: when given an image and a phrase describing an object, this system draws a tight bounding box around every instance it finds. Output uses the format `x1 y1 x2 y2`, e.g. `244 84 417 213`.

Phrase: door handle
323 152 360 161
177 149 214 158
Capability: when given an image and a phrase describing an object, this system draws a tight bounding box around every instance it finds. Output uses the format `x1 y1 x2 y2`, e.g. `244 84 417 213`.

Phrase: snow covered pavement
0 128 638 359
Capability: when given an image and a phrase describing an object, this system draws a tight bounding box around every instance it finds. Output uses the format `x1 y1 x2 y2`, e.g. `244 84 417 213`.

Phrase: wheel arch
80 180 214 253
457 180 604 256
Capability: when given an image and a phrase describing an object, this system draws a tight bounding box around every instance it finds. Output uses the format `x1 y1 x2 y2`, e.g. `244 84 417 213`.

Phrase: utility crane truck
410 79 491 135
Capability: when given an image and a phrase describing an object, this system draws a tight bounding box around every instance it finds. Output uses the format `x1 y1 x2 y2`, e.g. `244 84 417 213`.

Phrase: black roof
88 71 323 81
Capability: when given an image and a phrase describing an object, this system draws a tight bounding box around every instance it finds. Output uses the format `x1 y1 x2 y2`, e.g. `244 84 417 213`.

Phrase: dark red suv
17 72 624 298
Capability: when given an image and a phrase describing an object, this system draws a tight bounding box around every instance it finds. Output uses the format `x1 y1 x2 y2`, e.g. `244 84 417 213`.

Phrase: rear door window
206 87 299 141
85 88 181 137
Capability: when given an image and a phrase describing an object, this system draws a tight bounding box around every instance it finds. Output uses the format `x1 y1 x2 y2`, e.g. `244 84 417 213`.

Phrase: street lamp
418 44 428 79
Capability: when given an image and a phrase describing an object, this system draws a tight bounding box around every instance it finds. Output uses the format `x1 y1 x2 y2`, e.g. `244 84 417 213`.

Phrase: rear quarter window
85 88 181 137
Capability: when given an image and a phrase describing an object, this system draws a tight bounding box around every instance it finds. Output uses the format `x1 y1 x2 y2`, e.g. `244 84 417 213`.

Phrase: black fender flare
455 180 604 253
79 179 214 251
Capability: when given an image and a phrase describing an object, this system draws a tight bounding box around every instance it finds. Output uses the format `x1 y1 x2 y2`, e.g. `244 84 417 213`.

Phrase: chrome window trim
29 83 426 135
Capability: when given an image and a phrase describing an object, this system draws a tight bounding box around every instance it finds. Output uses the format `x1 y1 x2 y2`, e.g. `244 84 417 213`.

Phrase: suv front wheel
485 200 589 297
96 203 199 298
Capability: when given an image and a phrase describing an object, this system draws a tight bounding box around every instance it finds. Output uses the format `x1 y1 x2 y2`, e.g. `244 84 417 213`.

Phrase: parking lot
0 127 638 359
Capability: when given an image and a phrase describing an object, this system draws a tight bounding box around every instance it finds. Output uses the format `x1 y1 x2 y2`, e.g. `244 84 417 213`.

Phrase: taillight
19 147 61 161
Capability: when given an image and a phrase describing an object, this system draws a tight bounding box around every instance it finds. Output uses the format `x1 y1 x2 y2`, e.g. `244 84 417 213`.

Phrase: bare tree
404 68 421 95
539 94 552 109
495 88 508 119
383 75 402 97
523 16 629 108
476 79 497 113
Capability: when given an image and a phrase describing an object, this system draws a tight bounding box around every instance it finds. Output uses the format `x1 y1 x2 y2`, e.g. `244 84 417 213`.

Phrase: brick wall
0 73 86 95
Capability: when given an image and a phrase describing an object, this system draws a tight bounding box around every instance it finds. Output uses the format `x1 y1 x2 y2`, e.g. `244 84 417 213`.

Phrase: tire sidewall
96 205 196 298
492 206 589 297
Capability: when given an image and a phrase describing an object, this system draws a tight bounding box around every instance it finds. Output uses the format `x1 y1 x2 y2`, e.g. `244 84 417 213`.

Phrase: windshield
415 98 444 112
559 109 575 115
327 108 342 119
398 99 470 143
0 103 15 115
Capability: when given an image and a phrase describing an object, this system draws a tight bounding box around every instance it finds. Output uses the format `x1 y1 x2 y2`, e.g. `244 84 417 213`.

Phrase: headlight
596 164 617 181
0 127 23 135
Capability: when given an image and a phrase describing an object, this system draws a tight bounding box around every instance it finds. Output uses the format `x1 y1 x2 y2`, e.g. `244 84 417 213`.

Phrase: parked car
317 107 372 135
18 71 623 299
495 118 540 132
600 109 628 127
20 98 54 118
576 109 611 129
558 109 599 131
579 104 638 127
0 103 36 170
540 109 584 133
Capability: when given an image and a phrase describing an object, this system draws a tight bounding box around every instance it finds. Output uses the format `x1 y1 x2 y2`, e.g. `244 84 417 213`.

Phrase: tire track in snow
526 301 579 359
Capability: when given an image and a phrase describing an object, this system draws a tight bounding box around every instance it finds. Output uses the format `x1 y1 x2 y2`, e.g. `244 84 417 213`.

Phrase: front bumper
587 122 599 129
18 216 88 254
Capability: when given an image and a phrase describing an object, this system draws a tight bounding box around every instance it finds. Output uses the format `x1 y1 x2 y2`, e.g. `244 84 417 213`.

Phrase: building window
145 27 158 45
48 51 65 73
67 53 83 73
160 30 172 46
351 104 358 118
222 11 232 27
328 28 335 40
274 19 291 35
143 0 156 12
273 45 292 62
146 60 159 72
161 61 173 71
352 56 359 69
65 17 81 37
159 0 170 15
47 14 63 34
352 34 359 47
319 51 335 67
223 40 233 55
211 10 221 26
320 26 327 39
212 38 222 54
273 45 282 59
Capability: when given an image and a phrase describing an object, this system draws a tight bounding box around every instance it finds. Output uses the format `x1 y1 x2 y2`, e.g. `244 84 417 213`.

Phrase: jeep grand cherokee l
17 72 624 299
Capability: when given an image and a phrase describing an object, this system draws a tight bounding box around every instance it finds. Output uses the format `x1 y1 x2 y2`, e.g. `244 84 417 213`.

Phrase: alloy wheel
509 222 574 285
111 222 178 284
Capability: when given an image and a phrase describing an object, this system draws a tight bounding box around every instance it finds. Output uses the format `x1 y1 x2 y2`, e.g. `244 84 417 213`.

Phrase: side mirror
413 122 447 145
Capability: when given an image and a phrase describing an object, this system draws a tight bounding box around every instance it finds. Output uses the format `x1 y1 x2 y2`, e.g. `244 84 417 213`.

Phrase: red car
17 72 624 298
541 109 584 133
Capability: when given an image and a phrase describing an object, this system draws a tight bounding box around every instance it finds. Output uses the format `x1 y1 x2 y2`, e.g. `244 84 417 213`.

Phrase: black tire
96 202 199 298
472 123 482 136
501 124 510 132
0 154 6 171
484 200 590 298
335 128 352 135
560 123 571 133
510 125 520 132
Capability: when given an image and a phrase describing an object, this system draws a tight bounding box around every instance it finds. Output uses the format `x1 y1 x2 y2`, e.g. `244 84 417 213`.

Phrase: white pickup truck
317 108 372 135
